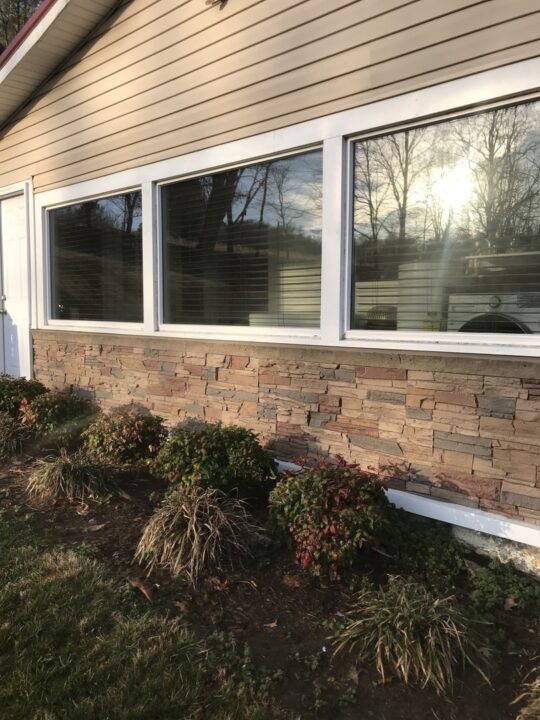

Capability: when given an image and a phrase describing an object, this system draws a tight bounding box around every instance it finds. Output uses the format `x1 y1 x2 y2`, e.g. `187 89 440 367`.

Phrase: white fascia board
0 0 72 86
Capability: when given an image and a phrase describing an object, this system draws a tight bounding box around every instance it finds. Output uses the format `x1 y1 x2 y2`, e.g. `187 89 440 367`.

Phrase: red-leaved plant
269 457 391 579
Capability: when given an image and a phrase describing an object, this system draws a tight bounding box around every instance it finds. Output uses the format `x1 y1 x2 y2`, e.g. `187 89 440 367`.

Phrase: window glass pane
49 192 143 322
352 101 540 334
161 150 322 327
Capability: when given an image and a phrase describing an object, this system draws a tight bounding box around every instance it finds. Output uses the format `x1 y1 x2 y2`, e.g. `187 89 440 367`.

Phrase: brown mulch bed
0 457 537 720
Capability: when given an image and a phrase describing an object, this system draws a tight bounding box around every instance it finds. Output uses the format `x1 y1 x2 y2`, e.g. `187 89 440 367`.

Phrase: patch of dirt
0 457 536 720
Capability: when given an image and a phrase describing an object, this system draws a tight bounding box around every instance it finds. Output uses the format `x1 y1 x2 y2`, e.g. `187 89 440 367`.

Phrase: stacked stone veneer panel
32 330 540 525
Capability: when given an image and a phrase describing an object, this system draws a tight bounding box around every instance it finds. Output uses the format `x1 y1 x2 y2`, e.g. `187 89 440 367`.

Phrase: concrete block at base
453 526 540 579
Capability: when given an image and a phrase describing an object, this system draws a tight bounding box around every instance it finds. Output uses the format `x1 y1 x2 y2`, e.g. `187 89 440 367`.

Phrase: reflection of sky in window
354 100 540 248
234 151 322 239
99 194 142 233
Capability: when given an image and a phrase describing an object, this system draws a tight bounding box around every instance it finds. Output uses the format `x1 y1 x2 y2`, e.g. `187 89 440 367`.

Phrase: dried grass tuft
135 485 259 587
333 576 492 694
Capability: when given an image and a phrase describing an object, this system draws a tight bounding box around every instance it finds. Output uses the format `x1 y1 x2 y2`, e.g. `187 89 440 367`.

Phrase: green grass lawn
0 511 276 720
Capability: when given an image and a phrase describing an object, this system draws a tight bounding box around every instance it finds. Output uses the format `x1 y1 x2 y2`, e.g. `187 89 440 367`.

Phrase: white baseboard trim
275 460 540 549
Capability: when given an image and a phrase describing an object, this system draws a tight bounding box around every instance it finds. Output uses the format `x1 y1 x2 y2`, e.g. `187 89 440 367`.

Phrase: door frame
0 181 33 378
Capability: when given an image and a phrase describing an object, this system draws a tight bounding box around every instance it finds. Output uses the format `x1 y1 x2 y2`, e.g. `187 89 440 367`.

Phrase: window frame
155 147 324 338
42 186 146 331
32 56 540 357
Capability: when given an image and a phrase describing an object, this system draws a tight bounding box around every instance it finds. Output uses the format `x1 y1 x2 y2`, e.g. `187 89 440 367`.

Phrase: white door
0 193 31 378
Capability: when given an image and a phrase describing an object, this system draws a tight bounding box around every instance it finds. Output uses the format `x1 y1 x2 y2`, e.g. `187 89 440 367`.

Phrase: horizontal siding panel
22 0 263 112
28 36 540 193
0 1 537 181
1 0 540 191
19 14 538 191
0 0 417 155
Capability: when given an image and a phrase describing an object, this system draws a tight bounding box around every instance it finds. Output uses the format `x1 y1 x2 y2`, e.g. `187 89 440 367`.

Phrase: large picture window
351 101 540 335
49 192 143 323
161 150 322 327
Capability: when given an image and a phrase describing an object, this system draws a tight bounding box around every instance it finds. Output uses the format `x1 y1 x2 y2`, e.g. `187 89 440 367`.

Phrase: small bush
20 391 95 447
27 450 114 501
0 374 46 417
269 459 390 579
515 666 540 720
152 421 276 498
82 410 167 465
333 577 491 694
469 560 540 617
378 508 465 583
136 485 258 587
0 411 34 462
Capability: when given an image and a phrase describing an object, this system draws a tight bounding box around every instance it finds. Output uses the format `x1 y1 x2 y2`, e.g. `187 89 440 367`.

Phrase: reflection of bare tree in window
453 105 540 251
354 142 390 243
162 151 323 326
374 128 431 242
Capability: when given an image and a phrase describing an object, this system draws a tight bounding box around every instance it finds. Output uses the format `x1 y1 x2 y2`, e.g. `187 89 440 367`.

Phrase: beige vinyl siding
1 0 540 191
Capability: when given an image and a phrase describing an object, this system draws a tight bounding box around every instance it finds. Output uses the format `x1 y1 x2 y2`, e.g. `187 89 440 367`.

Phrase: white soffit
0 0 118 128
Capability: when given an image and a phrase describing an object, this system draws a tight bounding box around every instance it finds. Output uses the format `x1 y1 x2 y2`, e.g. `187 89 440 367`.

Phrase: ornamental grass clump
135 485 259 587
515 666 540 720
269 459 390 579
82 409 167 465
333 577 491 695
27 450 114 501
0 373 46 417
0 411 34 462
152 420 276 498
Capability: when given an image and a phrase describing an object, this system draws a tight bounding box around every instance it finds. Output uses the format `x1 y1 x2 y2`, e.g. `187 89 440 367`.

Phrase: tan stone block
217 369 258 387
434 371 482 385
407 370 434 381
501 480 540 497
356 366 406 381
434 391 477 407
472 457 507 479
440 450 473 471
432 465 500 501
479 499 519 517
290 377 328 392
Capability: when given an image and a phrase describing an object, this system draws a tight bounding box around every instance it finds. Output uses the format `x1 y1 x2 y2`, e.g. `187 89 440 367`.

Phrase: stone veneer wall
33 330 540 526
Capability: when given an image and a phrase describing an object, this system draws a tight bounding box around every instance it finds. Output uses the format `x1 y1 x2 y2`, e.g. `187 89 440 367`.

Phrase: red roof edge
0 0 59 71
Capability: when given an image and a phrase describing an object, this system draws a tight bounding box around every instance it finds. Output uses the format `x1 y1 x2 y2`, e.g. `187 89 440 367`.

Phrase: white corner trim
275 460 540 548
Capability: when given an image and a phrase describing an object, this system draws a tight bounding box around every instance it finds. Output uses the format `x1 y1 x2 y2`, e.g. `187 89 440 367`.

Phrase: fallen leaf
504 596 518 611
117 489 133 501
264 619 278 629
87 523 106 533
208 576 229 591
282 574 301 589
128 576 154 602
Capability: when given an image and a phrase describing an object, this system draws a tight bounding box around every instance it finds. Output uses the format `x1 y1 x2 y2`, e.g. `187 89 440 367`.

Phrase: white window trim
32 55 540 357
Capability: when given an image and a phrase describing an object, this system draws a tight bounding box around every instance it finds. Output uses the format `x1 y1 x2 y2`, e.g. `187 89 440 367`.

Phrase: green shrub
0 374 46 417
333 577 491 694
27 450 114 501
20 390 95 447
82 409 167 465
0 411 34 462
152 421 276 498
378 508 465 583
469 560 540 617
135 485 258 587
269 459 390 579
515 666 540 720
